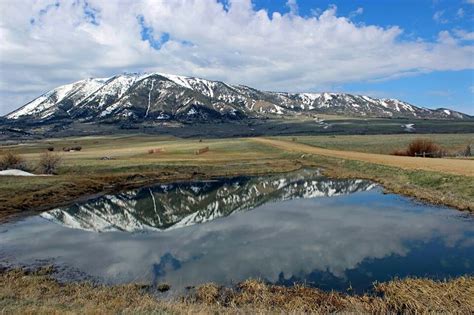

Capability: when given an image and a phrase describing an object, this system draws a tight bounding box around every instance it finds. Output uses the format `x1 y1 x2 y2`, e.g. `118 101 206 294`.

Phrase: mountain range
4 72 471 123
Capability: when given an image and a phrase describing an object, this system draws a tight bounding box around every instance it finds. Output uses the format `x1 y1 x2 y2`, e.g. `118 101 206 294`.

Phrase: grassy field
2 135 285 175
276 133 474 155
1 134 473 222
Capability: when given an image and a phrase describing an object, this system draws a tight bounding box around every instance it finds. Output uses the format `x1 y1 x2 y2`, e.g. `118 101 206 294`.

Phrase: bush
0 151 28 171
390 139 446 158
47 146 54 151
37 152 62 174
406 139 443 158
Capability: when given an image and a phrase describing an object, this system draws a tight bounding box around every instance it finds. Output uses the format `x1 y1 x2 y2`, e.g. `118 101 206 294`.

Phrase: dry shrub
0 151 28 171
37 152 62 174
406 138 443 157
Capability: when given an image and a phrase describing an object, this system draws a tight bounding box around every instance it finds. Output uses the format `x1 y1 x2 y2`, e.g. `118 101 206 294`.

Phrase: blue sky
0 0 473 115
252 0 474 114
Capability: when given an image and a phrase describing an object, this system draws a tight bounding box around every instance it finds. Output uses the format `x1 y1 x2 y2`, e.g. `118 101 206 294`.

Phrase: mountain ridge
5 72 471 123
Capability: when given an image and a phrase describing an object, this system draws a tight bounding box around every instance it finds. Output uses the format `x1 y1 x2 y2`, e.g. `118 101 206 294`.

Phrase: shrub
37 152 62 174
406 139 443 158
463 144 472 157
0 151 28 171
47 146 54 151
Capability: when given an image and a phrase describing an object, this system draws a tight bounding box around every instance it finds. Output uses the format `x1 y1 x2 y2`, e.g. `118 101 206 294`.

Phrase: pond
1 169 473 294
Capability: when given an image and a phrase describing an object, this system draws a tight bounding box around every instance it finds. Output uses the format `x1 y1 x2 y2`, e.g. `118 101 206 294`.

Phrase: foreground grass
1 268 473 314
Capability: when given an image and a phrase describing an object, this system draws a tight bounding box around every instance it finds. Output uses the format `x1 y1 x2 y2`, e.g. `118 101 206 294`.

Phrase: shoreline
1 154 472 224
1 266 473 314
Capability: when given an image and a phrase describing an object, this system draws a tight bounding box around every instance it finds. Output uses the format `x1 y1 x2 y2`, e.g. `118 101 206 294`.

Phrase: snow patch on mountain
5 72 471 121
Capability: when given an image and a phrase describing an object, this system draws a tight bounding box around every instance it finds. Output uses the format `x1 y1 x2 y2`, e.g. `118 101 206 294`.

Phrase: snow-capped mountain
41 170 377 232
5 72 470 122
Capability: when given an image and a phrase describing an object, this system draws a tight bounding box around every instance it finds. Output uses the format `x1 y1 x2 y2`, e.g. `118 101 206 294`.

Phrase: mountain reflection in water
41 169 377 232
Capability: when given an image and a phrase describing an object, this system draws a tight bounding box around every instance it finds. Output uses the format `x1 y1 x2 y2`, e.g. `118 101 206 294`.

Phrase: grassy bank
1 267 473 314
277 133 474 155
0 134 473 223
309 157 473 211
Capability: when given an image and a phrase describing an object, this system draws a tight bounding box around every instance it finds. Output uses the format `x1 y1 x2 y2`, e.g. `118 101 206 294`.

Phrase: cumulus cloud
453 29 474 40
0 0 473 114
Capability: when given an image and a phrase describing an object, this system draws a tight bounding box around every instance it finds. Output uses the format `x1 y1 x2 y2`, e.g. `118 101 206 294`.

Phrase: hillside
5 72 471 124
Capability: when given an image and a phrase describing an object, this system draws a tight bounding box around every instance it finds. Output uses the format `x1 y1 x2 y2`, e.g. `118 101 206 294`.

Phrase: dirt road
253 138 474 177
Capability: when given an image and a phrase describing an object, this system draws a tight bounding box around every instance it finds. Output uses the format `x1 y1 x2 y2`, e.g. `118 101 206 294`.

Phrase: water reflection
41 169 376 232
0 170 472 293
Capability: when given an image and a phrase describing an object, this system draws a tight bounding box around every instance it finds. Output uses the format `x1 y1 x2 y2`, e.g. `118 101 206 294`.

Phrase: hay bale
195 146 209 155
148 148 163 154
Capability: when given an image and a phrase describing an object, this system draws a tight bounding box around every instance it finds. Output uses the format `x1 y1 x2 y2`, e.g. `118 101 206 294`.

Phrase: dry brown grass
190 278 474 314
2 268 473 314
375 276 474 313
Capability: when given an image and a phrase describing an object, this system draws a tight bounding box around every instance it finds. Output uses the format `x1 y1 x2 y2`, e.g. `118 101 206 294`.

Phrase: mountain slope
5 72 471 122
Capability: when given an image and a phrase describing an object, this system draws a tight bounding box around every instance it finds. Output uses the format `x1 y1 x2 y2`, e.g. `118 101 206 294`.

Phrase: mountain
40 170 377 232
4 72 471 123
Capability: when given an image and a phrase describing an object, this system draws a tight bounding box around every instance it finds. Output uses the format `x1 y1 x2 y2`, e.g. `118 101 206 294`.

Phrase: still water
1 169 473 293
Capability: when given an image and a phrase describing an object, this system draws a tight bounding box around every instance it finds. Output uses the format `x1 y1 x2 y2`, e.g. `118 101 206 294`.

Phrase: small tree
37 152 62 174
0 151 28 171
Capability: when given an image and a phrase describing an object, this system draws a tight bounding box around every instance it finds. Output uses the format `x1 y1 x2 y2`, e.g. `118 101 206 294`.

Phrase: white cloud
286 0 298 15
0 0 473 115
453 29 474 40
433 10 448 24
457 8 465 18
349 7 364 18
